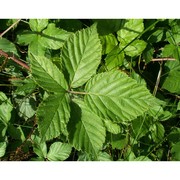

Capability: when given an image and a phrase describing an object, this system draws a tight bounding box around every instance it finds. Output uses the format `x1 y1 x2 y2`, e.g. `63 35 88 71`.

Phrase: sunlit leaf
61 23 102 88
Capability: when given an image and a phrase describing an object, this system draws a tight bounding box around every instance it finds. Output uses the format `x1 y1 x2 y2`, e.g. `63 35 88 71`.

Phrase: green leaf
0 141 7 158
16 30 37 45
37 92 70 141
28 40 46 56
14 78 37 96
30 54 68 93
7 125 26 141
105 46 124 70
61 23 102 88
168 128 180 145
171 142 180 160
100 34 118 55
29 19 49 32
40 23 71 50
178 101 180 111
0 92 13 124
117 19 144 45
68 99 106 156
0 38 18 56
17 97 36 121
148 29 164 43
110 134 128 150
94 19 126 35
31 135 47 158
47 142 72 161
97 152 112 161
150 122 165 143
85 71 155 123
123 40 147 57
133 156 151 161
161 60 180 94
103 119 121 134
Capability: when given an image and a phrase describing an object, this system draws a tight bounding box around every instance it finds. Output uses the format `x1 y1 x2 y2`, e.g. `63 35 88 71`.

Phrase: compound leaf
61 23 102 88
37 92 70 141
85 71 155 123
30 54 68 93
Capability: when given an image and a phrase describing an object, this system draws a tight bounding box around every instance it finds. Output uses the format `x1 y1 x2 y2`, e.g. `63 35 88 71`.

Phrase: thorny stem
0 19 21 38
0 49 30 71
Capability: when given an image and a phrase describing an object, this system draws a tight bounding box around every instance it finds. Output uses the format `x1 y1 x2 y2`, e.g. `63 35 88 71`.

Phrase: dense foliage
0 19 180 161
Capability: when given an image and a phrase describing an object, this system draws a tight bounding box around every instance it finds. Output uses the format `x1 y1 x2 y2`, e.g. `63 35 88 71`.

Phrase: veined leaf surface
68 99 106 156
30 54 68 93
85 71 155 123
61 23 102 88
37 92 70 141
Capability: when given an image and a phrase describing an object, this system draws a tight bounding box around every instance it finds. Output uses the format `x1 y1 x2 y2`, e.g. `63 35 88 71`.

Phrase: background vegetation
0 19 180 161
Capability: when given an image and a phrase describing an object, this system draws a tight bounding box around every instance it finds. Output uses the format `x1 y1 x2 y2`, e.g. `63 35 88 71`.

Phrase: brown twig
0 19 21 38
151 58 175 62
0 49 30 71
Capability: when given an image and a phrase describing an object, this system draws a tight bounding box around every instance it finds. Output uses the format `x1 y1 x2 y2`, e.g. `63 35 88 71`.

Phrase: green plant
0 19 180 161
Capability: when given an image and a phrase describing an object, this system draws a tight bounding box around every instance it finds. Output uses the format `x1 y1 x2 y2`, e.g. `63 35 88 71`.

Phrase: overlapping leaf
85 71 155 123
61 23 102 88
68 99 106 156
30 54 68 93
37 92 70 141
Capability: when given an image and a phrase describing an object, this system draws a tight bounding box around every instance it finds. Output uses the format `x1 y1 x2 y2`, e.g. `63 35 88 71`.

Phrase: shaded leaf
68 99 106 156
162 60 180 94
0 141 7 158
37 92 70 141
171 142 180 161
100 33 118 55
0 38 18 56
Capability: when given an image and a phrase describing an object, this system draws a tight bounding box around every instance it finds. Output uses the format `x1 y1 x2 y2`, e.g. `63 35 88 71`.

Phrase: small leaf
40 23 71 50
94 19 126 35
97 152 112 161
47 142 72 161
150 122 165 143
61 23 102 88
37 92 70 141
85 71 155 123
105 46 124 70
0 38 18 56
103 119 121 134
17 97 36 121
16 30 37 45
117 19 144 45
31 135 47 158
68 99 106 156
29 19 49 32
100 33 118 55
110 134 128 150
0 141 7 158
161 60 180 94
171 142 180 161
30 54 68 93
0 92 13 124
123 40 147 57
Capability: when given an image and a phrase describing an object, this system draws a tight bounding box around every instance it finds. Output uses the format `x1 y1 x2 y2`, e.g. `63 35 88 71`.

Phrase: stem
0 49 30 71
0 19 21 38
153 61 163 96
67 90 88 95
